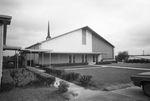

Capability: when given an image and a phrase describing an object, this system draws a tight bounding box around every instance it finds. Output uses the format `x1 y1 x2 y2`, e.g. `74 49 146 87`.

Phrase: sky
0 0 150 55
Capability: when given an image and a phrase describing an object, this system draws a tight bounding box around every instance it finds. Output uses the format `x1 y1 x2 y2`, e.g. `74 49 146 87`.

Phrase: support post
16 50 18 69
42 53 43 67
30 51 32 67
49 53 51 67
25 53 27 67
15 50 16 68
0 24 3 85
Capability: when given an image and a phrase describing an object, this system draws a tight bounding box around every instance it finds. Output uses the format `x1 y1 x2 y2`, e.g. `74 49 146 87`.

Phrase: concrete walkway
28 66 150 101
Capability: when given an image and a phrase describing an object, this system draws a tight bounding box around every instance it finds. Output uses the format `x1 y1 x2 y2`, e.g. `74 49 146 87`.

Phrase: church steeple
46 21 51 40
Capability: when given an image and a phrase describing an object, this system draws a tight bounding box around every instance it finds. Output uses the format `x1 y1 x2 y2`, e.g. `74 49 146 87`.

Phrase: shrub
58 81 70 93
61 72 80 82
53 69 65 77
34 73 55 86
79 75 93 87
10 69 37 87
42 67 65 77
126 59 150 63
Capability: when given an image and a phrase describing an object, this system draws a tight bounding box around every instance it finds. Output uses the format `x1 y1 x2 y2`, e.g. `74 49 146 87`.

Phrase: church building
24 23 114 67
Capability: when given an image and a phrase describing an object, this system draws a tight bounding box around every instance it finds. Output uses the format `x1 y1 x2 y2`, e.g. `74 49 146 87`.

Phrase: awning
3 45 21 50
50 51 108 55
21 49 53 53
21 49 52 67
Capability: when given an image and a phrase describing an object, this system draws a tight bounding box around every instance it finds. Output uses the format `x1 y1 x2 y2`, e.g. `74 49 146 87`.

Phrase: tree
116 51 129 62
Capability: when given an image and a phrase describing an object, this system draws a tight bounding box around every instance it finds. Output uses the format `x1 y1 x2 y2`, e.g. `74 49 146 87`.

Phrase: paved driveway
76 86 150 101
111 86 150 101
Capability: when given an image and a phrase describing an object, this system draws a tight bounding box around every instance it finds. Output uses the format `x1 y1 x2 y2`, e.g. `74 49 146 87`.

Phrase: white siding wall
39 53 51 65
59 54 68 63
39 54 69 65
41 29 92 52
75 54 82 63
91 30 114 59
87 55 95 65
38 54 95 65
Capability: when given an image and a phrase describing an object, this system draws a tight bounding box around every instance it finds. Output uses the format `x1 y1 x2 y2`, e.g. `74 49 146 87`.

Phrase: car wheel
142 82 150 97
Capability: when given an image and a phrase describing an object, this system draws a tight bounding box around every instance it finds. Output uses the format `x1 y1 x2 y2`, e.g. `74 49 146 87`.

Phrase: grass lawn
0 86 65 101
66 66 150 89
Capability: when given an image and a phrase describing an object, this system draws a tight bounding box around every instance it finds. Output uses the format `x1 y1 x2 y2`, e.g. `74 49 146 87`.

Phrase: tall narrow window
93 55 95 62
85 55 87 63
82 55 84 63
96 55 98 63
69 55 72 63
73 55 75 63
82 28 86 45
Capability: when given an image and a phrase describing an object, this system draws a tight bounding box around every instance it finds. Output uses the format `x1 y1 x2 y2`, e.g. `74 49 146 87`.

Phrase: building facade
25 26 114 66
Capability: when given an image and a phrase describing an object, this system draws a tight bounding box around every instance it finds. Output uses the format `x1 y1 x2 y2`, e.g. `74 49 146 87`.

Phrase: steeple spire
46 21 51 40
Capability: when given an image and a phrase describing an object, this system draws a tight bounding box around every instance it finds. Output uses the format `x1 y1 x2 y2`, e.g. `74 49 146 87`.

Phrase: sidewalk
28 66 150 101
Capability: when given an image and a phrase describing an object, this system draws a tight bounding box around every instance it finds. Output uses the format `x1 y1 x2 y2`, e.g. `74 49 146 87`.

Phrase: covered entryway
3 45 21 69
21 49 52 68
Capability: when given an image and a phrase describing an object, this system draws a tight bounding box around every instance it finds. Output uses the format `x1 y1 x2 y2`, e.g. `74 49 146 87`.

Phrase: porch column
15 50 16 68
49 52 51 67
16 50 18 69
30 51 32 67
42 53 43 67
0 24 3 85
38 52 40 65
25 52 27 67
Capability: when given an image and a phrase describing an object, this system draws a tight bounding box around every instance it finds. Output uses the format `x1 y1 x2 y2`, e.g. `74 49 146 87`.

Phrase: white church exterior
25 26 114 66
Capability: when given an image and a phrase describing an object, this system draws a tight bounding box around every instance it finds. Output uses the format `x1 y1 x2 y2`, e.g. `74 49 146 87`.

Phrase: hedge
126 59 150 63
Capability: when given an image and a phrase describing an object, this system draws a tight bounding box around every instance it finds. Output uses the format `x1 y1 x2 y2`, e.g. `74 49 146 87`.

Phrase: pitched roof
25 26 114 48
85 26 114 47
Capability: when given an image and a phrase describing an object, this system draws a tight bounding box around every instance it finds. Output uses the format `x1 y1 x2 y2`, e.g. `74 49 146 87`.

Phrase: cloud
0 0 20 15
1 0 150 55
125 23 150 47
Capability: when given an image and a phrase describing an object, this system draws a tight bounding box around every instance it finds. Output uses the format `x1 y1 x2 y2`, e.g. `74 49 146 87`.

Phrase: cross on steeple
46 21 51 40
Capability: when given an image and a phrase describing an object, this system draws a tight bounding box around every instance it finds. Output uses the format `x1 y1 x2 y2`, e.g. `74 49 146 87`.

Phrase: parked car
131 72 150 97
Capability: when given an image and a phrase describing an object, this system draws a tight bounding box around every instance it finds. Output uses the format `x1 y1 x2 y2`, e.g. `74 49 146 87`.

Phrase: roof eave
25 42 41 49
